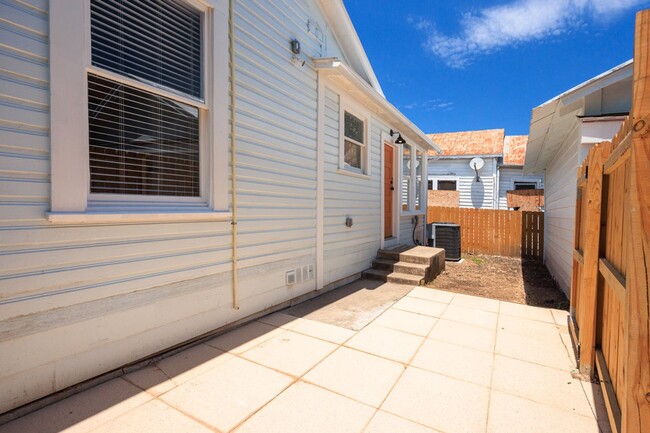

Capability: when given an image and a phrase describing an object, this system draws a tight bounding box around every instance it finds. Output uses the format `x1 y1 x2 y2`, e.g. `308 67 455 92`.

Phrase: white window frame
48 0 230 223
338 96 370 178
429 176 460 191
399 141 428 216
512 178 542 190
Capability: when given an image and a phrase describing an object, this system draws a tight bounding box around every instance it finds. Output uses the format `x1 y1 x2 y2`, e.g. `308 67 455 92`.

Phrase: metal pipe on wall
229 0 239 310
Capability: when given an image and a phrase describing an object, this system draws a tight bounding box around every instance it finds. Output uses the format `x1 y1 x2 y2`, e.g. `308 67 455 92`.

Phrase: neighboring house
0 0 439 413
427 129 544 209
498 135 544 210
524 60 633 296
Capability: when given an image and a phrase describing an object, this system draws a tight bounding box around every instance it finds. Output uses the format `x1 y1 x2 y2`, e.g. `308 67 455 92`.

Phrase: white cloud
418 0 645 68
401 99 453 111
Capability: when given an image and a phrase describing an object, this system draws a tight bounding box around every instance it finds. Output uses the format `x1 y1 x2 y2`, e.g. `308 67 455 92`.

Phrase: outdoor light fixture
390 129 406 144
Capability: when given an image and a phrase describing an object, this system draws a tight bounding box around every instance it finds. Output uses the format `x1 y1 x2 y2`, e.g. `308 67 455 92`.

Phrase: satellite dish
469 157 485 170
469 157 484 183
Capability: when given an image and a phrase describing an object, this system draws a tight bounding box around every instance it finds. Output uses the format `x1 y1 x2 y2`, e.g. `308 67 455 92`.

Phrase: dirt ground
427 254 569 310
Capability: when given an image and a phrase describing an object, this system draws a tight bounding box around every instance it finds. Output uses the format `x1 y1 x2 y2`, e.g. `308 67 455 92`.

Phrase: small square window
438 180 457 191
514 182 537 190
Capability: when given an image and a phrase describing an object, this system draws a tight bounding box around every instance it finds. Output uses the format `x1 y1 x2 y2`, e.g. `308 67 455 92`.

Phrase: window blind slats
88 73 200 197
90 0 202 99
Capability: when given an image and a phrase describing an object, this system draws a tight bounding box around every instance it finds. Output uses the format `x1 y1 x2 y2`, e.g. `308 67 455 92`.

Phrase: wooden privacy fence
570 11 649 433
427 206 544 259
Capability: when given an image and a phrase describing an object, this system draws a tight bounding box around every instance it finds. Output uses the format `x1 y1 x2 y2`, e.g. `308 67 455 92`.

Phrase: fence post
622 10 650 433
577 142 611 378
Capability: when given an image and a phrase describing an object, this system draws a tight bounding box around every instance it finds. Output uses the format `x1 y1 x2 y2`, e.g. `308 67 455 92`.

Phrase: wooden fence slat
577 142 612 378
622 10 650 432
427 207 544 259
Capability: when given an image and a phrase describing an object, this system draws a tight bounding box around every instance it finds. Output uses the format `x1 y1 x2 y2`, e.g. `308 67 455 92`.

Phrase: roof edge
314 58 439 152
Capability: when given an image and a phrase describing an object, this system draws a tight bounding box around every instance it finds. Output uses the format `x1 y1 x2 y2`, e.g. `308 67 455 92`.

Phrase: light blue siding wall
497 167 545 210
428 158 497 209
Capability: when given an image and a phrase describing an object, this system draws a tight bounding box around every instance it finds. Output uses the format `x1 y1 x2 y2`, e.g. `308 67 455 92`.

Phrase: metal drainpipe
229 0 239 310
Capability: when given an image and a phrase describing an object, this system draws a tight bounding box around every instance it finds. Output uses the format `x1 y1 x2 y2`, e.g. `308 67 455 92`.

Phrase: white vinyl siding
497 168 544 210
0 0 331 413
543 126 581 296
322 87 381 286
428 158 497 209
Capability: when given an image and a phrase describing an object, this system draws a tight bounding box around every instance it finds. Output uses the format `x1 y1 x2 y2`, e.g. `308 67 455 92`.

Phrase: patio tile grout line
223 314 379 433
367 288 457 433
484 300 501 433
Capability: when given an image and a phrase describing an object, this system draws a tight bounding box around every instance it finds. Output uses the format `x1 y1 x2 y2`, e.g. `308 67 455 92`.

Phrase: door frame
380 130 399 249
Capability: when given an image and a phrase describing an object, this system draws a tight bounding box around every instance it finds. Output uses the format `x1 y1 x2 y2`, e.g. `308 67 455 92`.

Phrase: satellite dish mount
469 157 484 183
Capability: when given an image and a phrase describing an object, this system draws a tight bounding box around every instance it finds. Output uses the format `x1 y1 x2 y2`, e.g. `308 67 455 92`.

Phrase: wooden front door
384 144 393 238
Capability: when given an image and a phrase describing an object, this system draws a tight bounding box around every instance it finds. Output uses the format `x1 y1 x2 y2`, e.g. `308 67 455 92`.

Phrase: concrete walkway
1 285 611 433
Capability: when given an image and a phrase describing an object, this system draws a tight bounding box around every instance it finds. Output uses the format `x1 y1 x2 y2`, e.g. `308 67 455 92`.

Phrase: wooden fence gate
427 207 543 259
569 10 649 433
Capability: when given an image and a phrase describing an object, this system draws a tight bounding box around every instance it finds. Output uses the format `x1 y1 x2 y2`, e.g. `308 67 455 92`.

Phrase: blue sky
344 0 649 135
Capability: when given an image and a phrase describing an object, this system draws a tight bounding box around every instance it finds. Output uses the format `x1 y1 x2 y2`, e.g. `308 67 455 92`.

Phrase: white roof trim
315 0 384 96
314 58 440 152
524 60 633 174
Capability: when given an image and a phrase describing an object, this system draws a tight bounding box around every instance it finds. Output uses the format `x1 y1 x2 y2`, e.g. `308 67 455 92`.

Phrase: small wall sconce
345 217 353 227
390 129 406 144
290 39 301 55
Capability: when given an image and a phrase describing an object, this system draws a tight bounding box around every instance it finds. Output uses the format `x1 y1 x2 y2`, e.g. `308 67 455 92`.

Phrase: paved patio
1 285 611 433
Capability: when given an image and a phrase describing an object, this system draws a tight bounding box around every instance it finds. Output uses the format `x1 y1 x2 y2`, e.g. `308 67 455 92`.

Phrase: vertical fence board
427 207 544 259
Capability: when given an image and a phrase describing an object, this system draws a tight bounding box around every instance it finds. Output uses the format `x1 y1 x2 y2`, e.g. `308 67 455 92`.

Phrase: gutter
313 57 440 153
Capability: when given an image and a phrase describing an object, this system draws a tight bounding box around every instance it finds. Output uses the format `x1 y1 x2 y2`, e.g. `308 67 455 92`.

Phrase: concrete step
377 246 441 266
371 258 398 272
386 272 424 286
362 268 391 282
393 261 429 276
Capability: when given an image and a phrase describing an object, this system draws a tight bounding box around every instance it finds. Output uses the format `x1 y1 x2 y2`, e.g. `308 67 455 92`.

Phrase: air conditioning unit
427 223 461 261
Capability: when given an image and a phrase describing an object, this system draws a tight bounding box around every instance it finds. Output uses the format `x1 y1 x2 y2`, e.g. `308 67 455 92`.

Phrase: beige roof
427 129 504 157
503 135 528 166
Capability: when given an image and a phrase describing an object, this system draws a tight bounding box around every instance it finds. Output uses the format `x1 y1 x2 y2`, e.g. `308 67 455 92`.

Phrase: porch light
390 129 406 144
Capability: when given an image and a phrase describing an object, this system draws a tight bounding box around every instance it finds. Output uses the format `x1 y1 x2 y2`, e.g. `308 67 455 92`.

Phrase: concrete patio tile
287 317 356 344
160 356 292 432
156 344 233 386
391 296 447 317
363 411 442 433
497 314 563 339
450 293 500 313
235 381 375 433
487 390 601 433
123 365 176 397
90 399 212 433
382 367 489 433
428 319 496 353
580 381 613 433
411 339 494 387
441 304 498 329
491 355 594 417
240 330 337 377
372 308 437 336
204 321 283 354
559 332 578 366
499 301 554 323
495 329 571 370
345 324 424 363
407 287 455 304
257 312 300 329
0 378 152 433
303 346 405 407
550 308 570 326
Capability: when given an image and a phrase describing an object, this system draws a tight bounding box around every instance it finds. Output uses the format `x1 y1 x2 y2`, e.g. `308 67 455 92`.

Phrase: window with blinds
88 0 203 197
